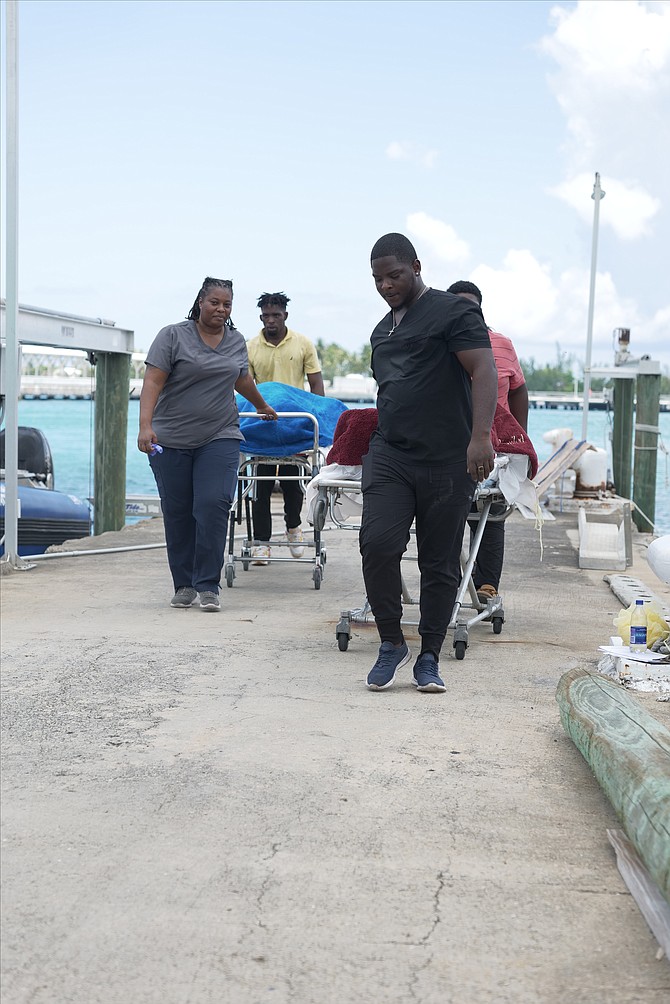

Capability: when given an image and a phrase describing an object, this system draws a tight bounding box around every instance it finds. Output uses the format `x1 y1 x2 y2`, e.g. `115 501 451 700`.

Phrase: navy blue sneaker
366 641 410 690
412 653 446 693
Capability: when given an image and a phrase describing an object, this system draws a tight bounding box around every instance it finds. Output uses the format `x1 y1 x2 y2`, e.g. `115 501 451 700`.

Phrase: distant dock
16 378 670 413
324 388 670 412
19 377 143 400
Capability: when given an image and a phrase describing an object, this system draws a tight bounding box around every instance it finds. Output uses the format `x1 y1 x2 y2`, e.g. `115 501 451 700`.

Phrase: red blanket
491 404 538 478
327 405 537 477
326 408 379 466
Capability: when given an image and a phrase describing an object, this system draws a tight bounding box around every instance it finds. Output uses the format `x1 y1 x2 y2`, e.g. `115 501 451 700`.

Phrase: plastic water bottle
149 443 163 456
629 599 647 654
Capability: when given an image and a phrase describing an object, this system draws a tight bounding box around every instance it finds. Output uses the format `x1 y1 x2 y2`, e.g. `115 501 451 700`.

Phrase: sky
1 0 669 372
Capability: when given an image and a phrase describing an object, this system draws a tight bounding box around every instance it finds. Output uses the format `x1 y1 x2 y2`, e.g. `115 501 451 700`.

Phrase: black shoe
412 653 446 693
367 642 410 690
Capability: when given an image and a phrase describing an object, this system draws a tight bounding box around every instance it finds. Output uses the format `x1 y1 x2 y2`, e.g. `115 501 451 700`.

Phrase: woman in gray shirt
138 277 277 612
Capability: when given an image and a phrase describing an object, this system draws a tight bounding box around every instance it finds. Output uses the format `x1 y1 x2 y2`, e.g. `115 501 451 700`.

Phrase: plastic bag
613 600 670 649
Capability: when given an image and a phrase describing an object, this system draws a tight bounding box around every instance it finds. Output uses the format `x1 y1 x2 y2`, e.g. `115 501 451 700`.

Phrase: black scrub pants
252 463 304 543
468 508 506 590
359 442 475 659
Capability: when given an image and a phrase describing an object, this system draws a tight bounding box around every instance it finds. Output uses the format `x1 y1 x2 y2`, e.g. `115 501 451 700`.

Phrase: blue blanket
236 382 348 456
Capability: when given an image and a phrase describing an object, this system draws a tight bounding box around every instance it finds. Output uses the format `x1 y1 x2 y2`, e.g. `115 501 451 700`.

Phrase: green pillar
94 352 130 534
632 371 661 533
611 377 634 500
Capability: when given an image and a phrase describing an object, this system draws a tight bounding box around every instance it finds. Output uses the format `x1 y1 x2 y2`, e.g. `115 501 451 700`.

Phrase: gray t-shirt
146 319 248 448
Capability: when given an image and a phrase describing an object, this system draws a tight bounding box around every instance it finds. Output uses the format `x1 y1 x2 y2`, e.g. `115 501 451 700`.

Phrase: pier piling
94 352 130 534
633 371 661 532
612 377 634 500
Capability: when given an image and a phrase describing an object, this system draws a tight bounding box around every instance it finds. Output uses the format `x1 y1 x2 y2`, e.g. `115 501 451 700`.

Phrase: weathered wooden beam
556 667 670 902
94 352 129 534
612 377 634 499
633 372 661 532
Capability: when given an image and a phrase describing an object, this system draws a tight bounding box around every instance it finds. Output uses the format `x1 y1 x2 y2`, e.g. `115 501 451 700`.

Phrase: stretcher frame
224 412 328 590
312 469 515 657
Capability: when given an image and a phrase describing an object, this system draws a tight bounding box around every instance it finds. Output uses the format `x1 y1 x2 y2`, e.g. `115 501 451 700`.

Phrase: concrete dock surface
1 507 669 1004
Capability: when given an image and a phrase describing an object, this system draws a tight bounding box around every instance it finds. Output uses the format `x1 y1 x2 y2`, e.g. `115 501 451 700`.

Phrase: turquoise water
13 398 670 535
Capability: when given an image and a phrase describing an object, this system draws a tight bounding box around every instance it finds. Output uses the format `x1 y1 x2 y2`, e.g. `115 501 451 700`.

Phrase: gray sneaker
199 591 221 612
170 586 197 608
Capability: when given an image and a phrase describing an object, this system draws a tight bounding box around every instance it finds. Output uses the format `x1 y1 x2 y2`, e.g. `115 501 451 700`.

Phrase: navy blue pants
149 439 239 594
359 442 475 658
252 462 304 542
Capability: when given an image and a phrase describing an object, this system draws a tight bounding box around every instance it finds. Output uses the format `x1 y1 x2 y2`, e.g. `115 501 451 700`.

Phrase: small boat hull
0 484 92 556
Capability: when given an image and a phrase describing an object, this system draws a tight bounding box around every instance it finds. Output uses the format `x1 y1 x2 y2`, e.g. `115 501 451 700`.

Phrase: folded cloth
305 463 363 524
491 405 538 478
326 408 378 465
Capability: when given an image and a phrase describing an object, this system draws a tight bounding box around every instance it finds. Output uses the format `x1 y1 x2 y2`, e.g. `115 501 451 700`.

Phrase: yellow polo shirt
246 328 321 389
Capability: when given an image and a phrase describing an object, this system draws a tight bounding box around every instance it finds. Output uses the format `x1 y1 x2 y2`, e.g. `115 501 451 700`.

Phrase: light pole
581 172 606 441
2 0 26 568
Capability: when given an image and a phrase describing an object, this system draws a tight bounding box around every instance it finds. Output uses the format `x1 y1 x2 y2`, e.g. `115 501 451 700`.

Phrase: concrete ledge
578 506 628 570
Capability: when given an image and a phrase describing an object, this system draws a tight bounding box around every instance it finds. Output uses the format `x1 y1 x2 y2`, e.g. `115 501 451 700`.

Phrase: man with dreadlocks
362 234 497 693
246 292 325 564
138 277 277 612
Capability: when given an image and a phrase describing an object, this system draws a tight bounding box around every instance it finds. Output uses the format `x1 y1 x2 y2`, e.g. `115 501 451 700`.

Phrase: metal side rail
224 413 327 590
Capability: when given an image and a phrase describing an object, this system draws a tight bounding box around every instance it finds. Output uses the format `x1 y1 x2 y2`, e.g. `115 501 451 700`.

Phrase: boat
0 426 92 556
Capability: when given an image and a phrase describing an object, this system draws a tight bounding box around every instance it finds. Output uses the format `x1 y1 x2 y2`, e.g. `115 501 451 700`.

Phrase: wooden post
611 377 634 500
94 352 130 534
556 667 670 902
632 371 661 532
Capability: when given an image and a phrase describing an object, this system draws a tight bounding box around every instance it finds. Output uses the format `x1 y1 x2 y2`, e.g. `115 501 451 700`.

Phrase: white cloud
540 1 670 228
550 172 661 238
536 1 670 351
470 250 558 344
386 141 407 160
542 1 670 95
462 247 664 368
406 211 470 264
541 0 670 157
385 141 438 169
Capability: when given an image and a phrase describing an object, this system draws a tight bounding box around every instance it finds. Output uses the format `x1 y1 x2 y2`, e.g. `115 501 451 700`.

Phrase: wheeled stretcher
224 412 328 590
309 455 530 656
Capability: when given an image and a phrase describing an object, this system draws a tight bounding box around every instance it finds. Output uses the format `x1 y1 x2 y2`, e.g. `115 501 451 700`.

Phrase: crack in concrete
404 869 448 999
255 842 281 930
421 869 445 945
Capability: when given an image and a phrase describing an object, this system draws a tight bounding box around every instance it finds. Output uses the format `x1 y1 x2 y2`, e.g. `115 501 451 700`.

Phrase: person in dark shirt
361 234 497 692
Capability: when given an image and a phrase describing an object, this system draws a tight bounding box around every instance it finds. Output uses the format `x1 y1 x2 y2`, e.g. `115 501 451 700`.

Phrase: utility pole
581 173 606 442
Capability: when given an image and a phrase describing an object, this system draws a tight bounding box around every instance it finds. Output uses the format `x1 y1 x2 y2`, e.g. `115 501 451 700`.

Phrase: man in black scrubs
361 233 497 692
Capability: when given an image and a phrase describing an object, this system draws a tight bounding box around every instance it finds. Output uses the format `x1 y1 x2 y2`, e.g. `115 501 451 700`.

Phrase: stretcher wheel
313 567 322 590
225 565 235 588
454 640 466 661
492 616 503 635
314 498 327 531
337 631 349 652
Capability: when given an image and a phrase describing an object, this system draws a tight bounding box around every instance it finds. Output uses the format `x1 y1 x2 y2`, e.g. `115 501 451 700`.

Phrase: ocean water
13 397 670 535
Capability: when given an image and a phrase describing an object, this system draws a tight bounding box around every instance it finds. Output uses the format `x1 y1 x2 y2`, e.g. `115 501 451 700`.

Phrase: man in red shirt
447 280 529 601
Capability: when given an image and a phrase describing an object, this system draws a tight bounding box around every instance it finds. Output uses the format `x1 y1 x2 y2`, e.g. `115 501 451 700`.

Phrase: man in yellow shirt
246 292 325 563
